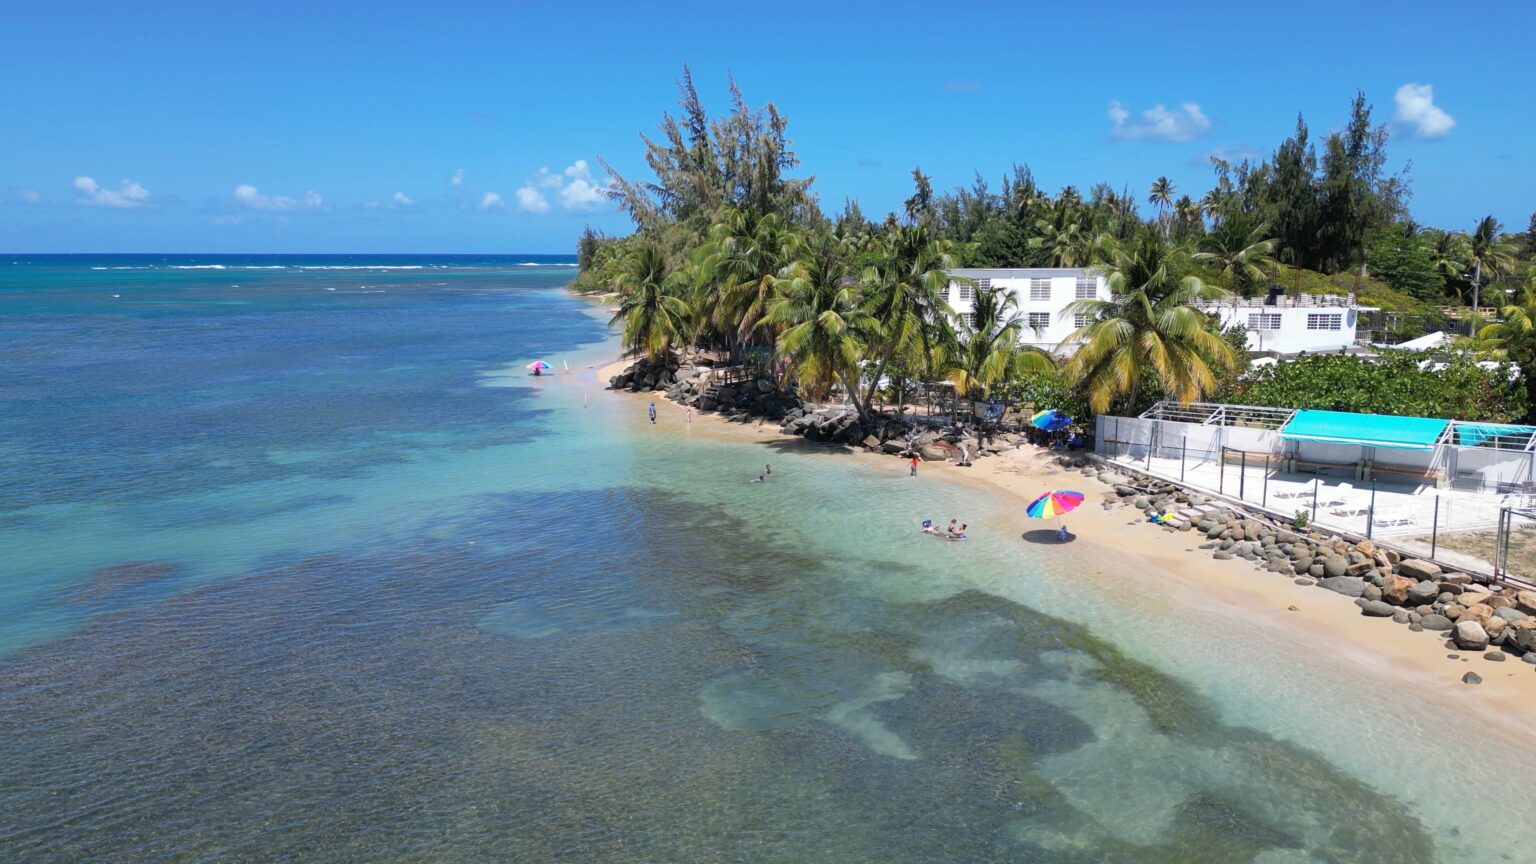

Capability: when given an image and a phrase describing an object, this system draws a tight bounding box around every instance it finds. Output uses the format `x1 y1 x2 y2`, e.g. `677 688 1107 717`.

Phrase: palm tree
696 208 804 348
1031 201 1093 267
1061 230 1239 414
854 225 967 416
1427 230 1471 303
1475 287 1536 422
1172 195 1203 241
610 243 692 362
764 250 872 402
943 285 1053 397
1468 215 1518 311
1148 177 1175 242
1193 216 1277 298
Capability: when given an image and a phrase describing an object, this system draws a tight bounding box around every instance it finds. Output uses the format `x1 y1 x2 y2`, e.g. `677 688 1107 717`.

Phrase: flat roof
948 268 1093 278
1279 410 1449 451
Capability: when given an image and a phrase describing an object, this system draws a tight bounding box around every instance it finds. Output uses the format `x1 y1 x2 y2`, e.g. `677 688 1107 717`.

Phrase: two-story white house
943 268 1107 353
944 267 1369 355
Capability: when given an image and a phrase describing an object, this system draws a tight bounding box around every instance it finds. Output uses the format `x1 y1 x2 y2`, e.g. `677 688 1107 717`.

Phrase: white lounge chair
1316 482 1355 509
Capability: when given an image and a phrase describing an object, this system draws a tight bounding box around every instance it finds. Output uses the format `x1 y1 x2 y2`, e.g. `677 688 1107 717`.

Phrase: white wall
1213 306 1361 353
946 268 1106 354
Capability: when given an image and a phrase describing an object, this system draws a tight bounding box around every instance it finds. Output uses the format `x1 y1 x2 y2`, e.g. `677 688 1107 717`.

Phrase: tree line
575 69 1536 422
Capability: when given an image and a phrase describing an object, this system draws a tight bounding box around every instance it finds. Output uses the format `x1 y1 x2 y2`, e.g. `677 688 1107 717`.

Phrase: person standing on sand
910 455 919 477
686 405 692 424
648 401 656 425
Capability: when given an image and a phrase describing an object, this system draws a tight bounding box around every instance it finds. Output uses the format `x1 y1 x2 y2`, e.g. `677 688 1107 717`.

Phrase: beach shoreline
577 350 1536 745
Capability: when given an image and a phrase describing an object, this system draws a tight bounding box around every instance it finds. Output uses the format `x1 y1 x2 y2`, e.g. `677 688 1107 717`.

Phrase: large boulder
1360 600 1396 617
1321 556 1349 579
1397 558 1442 580
1506 619 1536 654
919 445 949 462
1419 613 1454 632
1454 620 1490 651
1485 615 1509 643
1381 574 1416 606
1515 591 1536 617
1318 575 1368 598
1406 580 1441 606
1458 604 1496 629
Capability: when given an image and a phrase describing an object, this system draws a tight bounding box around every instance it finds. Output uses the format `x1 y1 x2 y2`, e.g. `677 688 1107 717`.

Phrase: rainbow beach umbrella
527 360 550 372
1030 409 1072 431
1025 490 1085 519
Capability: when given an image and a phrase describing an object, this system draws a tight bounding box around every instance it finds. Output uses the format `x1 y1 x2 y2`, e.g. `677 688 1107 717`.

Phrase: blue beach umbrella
1030 409 1072 431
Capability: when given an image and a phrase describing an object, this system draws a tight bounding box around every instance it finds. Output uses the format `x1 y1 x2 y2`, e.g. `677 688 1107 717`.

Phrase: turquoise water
0 256 1531 862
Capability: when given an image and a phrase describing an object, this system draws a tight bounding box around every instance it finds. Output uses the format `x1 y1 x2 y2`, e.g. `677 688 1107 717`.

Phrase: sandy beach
586 354 1536 744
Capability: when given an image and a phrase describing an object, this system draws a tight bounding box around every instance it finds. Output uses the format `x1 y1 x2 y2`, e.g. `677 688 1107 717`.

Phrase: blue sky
3 0 1532 253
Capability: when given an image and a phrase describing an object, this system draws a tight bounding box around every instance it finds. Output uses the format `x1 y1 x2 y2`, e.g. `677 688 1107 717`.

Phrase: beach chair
1314 479 1351 507
1271 480 1316 500
1371 506 1418 529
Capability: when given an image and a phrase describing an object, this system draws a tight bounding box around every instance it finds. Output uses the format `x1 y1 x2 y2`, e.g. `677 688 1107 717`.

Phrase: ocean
0 254 1528 862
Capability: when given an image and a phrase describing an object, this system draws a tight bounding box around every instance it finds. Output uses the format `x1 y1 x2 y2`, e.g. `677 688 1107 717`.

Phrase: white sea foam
298 265 425 270
170 265 227 269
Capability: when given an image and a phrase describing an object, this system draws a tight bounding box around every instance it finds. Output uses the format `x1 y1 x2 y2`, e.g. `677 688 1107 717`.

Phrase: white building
1198 295 1375 355
944 267 1370 355
943 268 1107 352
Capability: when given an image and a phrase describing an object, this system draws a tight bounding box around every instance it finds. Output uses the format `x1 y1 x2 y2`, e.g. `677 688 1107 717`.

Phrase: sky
2 0 1532 254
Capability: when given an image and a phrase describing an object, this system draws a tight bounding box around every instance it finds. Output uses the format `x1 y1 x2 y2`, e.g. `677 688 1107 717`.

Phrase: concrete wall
1208 305 1361 353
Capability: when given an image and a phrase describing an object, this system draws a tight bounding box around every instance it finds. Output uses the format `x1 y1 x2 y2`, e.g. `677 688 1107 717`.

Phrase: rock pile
1075 455 1536 667
608 357 1023 463
608 357 803 420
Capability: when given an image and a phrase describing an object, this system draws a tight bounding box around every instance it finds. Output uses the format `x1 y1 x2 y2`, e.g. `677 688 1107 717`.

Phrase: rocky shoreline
609 355 1025 460
1080 458 1536 680
609 354 1536 681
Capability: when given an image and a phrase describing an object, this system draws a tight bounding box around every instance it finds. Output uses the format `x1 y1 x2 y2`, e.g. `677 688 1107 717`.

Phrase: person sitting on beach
1056 524 1069 541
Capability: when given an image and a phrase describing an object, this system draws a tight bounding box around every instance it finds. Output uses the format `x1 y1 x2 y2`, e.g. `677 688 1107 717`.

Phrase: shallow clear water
0 256 1528 862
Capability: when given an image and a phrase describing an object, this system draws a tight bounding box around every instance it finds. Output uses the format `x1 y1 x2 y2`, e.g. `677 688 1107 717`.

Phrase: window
1075 277 1097 299
1073 314 1090 329
976 278 992 292
957 283 975 302
1027 312 1050 330
1029 278 1051 301
1247 313 1282 331
1306 313 1342 331
940 284 951 302
963 312 976 330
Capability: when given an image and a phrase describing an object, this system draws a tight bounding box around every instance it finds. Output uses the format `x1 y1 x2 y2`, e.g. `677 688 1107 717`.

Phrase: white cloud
480 191 507 211
362 191 417 210
515 186 549 213
513 160 610 214
558 160 608 209
450 168 465 187
1394 83 1455 139
233 184 323 211
1107 100 1211 142
73 176 151 208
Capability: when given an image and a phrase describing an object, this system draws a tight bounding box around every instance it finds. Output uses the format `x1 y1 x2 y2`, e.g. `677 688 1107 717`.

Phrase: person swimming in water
750 474 765 483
